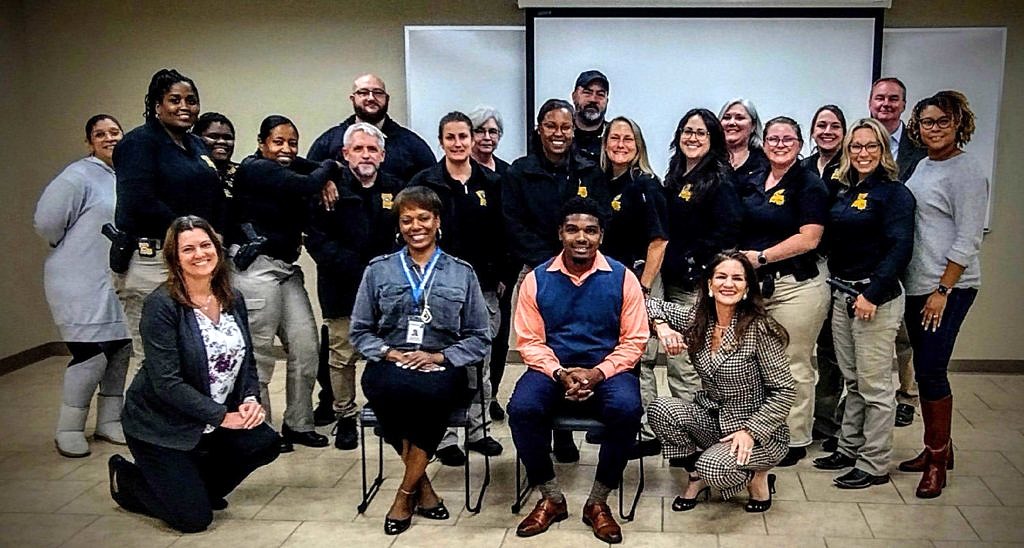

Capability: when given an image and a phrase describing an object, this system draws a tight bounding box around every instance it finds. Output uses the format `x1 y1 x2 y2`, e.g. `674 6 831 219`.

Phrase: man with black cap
571 70 610 162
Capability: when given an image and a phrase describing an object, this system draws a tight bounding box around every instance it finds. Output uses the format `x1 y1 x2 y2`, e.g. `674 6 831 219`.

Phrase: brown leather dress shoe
582 500 623 544
516 497 568 537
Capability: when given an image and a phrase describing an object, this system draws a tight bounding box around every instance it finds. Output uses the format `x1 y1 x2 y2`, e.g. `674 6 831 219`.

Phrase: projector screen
532 14 880 176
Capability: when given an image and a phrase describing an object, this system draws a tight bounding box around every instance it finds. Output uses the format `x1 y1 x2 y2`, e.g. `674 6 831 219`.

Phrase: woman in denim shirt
350 186 490 535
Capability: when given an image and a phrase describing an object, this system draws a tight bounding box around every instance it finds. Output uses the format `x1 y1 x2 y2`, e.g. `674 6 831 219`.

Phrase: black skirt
361 359 469 457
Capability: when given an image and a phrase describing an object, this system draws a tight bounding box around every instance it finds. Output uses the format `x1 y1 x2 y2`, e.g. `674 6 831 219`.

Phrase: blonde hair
599 116 656 178
836 118 899 182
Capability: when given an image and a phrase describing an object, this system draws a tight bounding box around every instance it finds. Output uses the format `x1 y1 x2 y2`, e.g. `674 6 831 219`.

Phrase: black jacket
305 168 403 318
122 286 259 451
231 154 338 263
824 168 916 305
114 119 225 239
502 152 609 268
306 115 435 184
897 127 928 182
408 160 505 290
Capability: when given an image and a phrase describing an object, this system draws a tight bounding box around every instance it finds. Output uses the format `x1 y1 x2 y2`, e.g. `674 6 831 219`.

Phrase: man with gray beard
571 70 610 162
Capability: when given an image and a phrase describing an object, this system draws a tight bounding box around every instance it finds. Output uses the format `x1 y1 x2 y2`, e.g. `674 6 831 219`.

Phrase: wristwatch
553 368 567 381
936 284 950 296
757 251 768 265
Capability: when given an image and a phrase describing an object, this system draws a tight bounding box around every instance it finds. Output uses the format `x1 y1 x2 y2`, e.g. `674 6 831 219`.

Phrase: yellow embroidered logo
200 155 216 170
381 193 394 209
851 192 868 211
678 184 693 201
831 170 842 181
476 190 487 207
611 194 622 211
768 189 785 206
577 186 588 198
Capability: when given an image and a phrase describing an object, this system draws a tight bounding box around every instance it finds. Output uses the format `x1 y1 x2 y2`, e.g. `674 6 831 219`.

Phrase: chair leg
511 450 534 513
619 438 645 521
464 423 491 514
357 421 385 513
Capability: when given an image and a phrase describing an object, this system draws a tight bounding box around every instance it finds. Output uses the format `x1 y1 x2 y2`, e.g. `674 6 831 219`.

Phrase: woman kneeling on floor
647 251 795 513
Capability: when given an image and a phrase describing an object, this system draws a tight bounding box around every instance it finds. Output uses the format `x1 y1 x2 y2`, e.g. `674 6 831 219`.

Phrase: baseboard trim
0 342 69 376
948 360 1024 373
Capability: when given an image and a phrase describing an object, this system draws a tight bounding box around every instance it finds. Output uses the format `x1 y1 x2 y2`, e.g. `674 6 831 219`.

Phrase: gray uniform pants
663 284 701 402
233 255 318 432
116 252 169 370
764 265 831 448
833 292 904 476
637 275 664 442
439 291 500 448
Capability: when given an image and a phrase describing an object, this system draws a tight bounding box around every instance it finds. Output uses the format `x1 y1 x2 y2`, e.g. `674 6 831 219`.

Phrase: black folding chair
510 415 645 521
356 361 491 514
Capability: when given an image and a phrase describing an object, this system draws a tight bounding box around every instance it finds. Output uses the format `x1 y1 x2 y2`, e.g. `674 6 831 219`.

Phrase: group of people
33 65 987 542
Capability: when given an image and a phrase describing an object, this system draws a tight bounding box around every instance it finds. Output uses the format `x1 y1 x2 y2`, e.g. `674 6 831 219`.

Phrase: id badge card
406 317 425 345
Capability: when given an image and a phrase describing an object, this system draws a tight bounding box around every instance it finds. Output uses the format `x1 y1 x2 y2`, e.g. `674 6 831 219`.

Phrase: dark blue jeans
508 368 642 489
904 288 978 401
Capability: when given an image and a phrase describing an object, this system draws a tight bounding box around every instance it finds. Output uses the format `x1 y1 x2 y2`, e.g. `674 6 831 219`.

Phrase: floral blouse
194 310 246 432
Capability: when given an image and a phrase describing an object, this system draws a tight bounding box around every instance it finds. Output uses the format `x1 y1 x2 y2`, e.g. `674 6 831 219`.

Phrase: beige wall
3 0 1021 361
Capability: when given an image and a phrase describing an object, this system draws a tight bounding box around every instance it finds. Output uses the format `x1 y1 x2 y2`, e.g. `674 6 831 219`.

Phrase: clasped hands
557 367 605 401
386 349 447 372
220 401 266 430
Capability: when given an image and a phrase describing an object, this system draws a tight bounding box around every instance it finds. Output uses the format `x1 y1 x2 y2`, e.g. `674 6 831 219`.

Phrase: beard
355 100 389 125
352 162 378 179
578 104 605 125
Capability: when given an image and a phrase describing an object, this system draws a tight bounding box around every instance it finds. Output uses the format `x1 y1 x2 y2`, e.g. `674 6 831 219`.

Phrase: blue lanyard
399 247 441 309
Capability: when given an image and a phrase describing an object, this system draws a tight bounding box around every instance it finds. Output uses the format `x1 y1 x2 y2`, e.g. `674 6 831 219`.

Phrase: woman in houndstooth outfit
647 250 795 513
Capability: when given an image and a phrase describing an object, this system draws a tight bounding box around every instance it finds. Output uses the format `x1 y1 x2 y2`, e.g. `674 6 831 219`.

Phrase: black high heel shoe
745 473 776 513
415 500 450 520
672 476 710 511
384 489 415 535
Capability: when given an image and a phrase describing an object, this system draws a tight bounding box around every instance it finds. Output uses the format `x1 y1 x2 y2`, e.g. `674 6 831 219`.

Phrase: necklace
193 293 214 311
714 323 731 330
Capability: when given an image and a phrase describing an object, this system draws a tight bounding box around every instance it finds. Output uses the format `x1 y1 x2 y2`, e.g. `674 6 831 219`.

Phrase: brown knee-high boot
899 402 954 473
916 395 953 499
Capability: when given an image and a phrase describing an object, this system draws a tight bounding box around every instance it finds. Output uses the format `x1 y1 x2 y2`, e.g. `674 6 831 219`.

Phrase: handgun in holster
827 277 860 319
233 223 267 271
102 223 135 274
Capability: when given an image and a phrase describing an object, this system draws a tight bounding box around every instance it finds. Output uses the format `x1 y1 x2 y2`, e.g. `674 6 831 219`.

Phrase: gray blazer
123 285 260 451
646 298 796 453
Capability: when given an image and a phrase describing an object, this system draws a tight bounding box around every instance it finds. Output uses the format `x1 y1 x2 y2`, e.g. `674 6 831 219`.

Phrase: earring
437 227 443 240
394 232 401 244
708 288 713 297
742 292 748 300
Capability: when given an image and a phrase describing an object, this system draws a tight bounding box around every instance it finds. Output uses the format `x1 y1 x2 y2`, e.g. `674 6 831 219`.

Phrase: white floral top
194 310 247 433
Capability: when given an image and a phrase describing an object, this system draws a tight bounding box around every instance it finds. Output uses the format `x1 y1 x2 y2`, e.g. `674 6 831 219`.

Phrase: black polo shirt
601 169 669 271
306 115 435 184
824 169 916 305
113 119 225 238
737 162 828 280
734 147 770 181
661 165 743 289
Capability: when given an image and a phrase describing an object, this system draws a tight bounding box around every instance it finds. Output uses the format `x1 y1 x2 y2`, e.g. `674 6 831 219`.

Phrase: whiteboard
405 26 527 163
882 27 1006 229
533 17 878 176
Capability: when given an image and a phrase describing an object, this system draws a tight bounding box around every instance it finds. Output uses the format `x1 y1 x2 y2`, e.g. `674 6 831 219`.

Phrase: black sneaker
489 400 506 421
437 445 467 466
552 432 580 463
314 403 337 427
895 403 915 427
777 446 807 467
466 436 503 456
333 416 358 450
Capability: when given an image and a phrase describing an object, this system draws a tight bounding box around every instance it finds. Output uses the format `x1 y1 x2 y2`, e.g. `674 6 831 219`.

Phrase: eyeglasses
353 88 387 99
681 128 709 141
765 136 800 147
919 117 953 130
848 142 881 154
473 127 501 137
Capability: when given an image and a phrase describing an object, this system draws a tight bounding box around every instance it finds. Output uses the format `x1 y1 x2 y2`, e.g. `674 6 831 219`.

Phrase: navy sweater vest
534 256 626 367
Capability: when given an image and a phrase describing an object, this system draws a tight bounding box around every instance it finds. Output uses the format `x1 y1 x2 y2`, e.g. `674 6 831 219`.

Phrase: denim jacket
349 248 491 367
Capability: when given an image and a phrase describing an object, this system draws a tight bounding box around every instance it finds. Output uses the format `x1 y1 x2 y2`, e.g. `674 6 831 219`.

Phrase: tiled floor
2 356 1023 547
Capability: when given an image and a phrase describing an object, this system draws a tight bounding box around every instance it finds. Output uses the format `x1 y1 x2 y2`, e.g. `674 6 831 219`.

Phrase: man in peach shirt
508 197 649 544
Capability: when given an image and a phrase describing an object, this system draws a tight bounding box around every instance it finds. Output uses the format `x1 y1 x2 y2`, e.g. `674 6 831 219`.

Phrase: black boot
333 416 358 450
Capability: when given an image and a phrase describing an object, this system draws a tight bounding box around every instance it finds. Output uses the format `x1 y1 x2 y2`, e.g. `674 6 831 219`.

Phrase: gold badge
851 192 868 211
577 185 588 198
678 184 693 201
831 170 842 181
476 190 487 207
768 189 786 206
381 193 393 209
200 155 216 170
611 194 622 211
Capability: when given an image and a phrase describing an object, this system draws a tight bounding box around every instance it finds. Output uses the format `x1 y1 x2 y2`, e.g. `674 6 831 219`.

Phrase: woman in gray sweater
899 91 987 499
34 114 132 457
